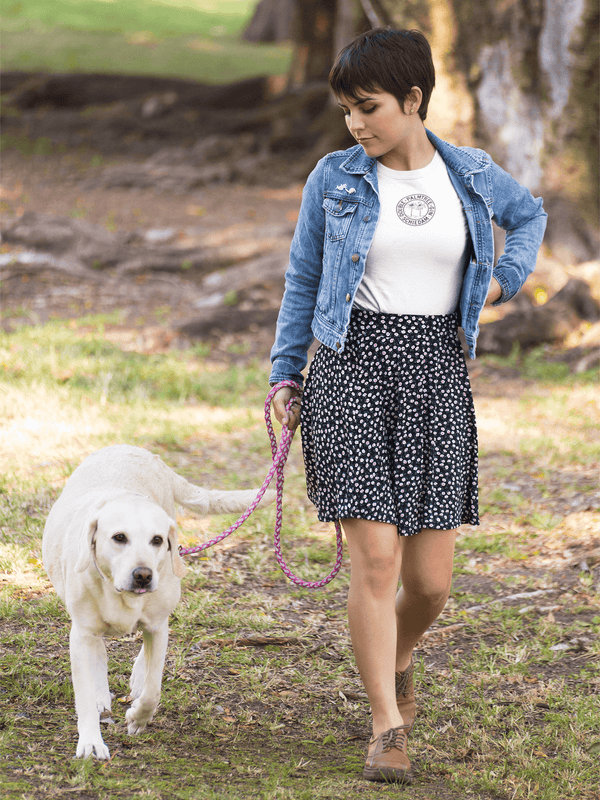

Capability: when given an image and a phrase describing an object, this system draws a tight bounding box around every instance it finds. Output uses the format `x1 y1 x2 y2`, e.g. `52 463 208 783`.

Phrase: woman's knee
400 574 452 609
352 552 401 594
398 527 455 607
343 518 401 593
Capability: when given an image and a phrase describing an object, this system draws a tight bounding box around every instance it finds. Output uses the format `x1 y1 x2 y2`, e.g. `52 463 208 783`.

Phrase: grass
2 0 292 83
1 317 599 799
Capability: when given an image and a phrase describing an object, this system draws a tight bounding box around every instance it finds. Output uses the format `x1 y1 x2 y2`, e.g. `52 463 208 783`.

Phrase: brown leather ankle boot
363 725 412 783
395 655 416 732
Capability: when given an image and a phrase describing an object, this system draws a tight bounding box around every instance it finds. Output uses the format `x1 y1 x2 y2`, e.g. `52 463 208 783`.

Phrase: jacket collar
426 130 490 175
340 145 376 175
339 130 490 176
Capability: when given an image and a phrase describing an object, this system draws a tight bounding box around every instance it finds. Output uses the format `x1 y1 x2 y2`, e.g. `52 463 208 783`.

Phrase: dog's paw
76 735 110 760
125 701 155 735
96 694 113 714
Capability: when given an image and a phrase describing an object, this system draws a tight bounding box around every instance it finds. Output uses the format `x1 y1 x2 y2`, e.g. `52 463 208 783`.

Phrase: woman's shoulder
426 130 492 173
306 144 375 189
310 144 366 172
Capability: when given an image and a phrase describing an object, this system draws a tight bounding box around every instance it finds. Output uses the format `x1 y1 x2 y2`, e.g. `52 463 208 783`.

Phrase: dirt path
1 148 304 360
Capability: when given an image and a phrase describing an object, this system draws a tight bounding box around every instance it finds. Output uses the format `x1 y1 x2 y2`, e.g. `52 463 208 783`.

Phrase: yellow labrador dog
43 444 272 760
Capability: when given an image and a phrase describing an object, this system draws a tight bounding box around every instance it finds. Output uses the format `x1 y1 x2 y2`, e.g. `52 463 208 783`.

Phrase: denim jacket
270 130 547 387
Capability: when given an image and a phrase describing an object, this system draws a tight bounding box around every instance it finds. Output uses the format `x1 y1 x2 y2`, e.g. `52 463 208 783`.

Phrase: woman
270 28 546 783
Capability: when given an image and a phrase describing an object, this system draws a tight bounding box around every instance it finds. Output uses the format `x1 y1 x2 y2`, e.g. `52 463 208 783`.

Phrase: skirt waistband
349 307 458 340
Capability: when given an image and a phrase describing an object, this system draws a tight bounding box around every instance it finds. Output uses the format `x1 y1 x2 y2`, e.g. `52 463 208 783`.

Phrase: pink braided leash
179 381 344 589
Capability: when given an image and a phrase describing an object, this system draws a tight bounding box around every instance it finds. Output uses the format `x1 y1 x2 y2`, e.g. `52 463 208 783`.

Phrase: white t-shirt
354 150 470 316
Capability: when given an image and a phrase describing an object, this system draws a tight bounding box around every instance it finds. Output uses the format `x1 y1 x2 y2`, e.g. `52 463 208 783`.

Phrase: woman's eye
363 106 376 114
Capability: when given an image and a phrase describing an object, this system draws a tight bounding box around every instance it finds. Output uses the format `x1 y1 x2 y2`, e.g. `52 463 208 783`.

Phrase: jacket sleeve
269 158 327 388
489 161 547 305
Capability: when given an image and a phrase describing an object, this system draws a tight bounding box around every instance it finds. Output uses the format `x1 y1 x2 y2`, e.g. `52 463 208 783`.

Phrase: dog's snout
132 567 153 588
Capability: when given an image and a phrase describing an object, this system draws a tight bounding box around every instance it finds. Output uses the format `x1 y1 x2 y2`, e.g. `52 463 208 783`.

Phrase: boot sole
363 765 412 784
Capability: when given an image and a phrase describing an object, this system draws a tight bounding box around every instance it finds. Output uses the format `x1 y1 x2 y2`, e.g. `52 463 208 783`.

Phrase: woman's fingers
272 387 302 431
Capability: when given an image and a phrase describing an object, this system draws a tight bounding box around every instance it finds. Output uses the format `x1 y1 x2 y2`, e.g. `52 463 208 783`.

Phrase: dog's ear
167 520 187 578
74 513 99 573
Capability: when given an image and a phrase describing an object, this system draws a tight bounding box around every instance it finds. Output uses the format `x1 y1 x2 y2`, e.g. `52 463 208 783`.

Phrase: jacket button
351 253 359 262
336 341 341 350
364 216 369 222
346 293 351 302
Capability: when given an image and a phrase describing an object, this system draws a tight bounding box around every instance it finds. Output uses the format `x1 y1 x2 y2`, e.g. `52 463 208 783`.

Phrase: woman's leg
395 528 457 673
342 518 404 739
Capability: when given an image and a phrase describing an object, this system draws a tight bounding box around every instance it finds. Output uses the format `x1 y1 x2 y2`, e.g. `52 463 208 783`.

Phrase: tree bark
476 279 600 356
446 0 599 261
242 0 296 42
358 0 393 28
334 0 360 60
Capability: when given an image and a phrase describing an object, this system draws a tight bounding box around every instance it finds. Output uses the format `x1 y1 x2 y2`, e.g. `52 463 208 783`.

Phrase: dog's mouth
130 585 157 594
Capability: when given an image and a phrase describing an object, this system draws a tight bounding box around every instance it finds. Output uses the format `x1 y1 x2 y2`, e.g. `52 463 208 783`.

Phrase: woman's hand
271 386 302 432
485 277 502 305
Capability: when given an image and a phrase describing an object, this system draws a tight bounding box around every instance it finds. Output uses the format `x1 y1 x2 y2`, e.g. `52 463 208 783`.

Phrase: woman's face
337 88 420 168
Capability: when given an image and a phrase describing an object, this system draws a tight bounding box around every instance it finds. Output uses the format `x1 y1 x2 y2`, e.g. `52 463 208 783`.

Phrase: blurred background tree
2 0 598 262
244 0 598 259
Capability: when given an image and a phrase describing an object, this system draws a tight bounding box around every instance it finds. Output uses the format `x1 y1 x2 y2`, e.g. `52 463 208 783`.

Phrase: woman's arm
486 276 502 305
489 161 547 305
269 158 327 388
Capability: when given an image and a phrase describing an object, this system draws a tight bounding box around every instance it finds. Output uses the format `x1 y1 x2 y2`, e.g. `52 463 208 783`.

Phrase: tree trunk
445 0 599 262
242 0 296 42
358 0 394 28
334 0 360 61
288 0 338 85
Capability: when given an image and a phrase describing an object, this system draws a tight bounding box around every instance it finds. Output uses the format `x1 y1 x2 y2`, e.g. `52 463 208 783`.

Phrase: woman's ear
404 86 423 115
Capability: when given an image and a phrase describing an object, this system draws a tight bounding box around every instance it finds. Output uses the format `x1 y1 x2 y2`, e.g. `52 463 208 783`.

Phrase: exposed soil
0 146 307 362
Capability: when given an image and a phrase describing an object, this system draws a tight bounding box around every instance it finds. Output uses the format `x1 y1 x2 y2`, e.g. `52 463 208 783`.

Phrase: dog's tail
171 473 275 516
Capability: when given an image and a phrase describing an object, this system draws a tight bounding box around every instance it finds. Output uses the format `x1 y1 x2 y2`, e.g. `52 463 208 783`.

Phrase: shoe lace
381 726 408 752
395 662 414 697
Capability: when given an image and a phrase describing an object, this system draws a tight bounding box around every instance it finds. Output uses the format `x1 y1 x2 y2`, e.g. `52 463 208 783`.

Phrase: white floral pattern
300 309 479 535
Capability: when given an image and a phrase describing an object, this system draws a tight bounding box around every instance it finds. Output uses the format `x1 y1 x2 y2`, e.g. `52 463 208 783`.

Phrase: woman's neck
378 126 436 171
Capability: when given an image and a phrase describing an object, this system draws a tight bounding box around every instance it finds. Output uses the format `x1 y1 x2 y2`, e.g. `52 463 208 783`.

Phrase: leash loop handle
179 380 344 589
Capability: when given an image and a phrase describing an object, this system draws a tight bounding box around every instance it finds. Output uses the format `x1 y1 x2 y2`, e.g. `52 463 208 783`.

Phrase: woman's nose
347 113 364 136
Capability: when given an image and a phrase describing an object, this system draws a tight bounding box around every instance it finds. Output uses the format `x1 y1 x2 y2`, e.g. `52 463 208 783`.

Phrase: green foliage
0 320 268 406
3 0 256 38
1 0 292 84
481 345 598 385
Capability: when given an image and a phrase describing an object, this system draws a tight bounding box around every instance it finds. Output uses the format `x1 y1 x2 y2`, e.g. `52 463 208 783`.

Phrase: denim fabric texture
269 130 547 387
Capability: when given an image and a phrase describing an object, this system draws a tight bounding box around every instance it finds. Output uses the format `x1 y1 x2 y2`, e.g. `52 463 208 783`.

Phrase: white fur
42 444 273 759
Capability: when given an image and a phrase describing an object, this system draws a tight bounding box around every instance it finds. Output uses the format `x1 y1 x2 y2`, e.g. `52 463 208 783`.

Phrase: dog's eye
151 536 164 547
112 533 127 543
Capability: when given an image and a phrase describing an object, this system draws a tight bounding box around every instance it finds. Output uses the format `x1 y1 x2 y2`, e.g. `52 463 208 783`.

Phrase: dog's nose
132 567 153 588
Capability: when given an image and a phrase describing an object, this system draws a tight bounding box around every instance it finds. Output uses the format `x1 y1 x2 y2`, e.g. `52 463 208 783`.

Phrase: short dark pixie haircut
329 28 435 121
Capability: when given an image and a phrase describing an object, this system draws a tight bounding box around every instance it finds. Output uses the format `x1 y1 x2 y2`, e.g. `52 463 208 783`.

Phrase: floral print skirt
300 308 479 535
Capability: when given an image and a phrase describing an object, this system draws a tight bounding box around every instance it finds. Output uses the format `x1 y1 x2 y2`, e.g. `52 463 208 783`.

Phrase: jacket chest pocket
323 197 358 242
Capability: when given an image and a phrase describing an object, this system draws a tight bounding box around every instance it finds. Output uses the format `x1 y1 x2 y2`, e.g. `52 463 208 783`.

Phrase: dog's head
74 497 187 591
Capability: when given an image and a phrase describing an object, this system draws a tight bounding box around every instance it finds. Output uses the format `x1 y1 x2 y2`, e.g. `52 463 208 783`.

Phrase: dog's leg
70 624 111 759
125 620 168 735
129 641 146 700
92 638 112 714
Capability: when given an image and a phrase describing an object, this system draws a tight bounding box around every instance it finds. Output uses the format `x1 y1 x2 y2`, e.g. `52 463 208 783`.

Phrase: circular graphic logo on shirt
396 194 436 226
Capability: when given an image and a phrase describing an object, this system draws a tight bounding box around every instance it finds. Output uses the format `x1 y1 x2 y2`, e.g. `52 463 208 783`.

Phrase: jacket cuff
490 270 513 305
269 360 305 389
